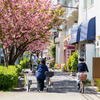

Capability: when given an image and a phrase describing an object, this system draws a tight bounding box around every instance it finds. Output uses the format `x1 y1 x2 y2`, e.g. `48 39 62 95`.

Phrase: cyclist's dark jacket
35 64 48 80
76 63 89 72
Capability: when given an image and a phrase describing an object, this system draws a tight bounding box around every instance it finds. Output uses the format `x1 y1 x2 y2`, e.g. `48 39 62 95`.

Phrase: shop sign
64 34 71 47
67 45 75 50
64 40 68 47
96 48 100 57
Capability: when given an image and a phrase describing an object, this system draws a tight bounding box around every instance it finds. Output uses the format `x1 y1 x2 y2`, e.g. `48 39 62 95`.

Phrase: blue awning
69 25 80 44
80 17 96 41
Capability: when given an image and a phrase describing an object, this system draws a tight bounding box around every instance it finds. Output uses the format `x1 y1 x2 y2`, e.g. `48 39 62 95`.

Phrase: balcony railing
66 0 79 16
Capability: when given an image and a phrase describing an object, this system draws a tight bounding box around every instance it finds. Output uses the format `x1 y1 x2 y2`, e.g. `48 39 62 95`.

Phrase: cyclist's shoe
78 84 80 90
37 90 40 93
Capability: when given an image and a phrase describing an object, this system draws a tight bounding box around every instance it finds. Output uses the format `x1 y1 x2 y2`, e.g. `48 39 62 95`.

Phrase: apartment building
55 0 100 81
77 0 99 81
64 0 100 81
63 0 79 65
55 0 67 65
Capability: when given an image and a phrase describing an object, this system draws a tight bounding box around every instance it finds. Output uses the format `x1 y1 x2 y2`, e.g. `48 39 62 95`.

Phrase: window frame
84 0 94 10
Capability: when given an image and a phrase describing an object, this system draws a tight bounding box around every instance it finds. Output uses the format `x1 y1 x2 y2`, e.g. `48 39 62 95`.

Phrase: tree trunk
9 46 14 65
9 49 25 65
3 49 8 67
37 53 39 58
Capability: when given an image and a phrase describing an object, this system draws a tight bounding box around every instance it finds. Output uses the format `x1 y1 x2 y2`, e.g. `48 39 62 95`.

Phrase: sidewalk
0 69 100 100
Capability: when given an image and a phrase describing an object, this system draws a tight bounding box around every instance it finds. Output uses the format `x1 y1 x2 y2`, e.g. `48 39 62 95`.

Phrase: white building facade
65 0 99 81
78 0 100 81
55 0 67 65
55 0 100 81
63 0 79 65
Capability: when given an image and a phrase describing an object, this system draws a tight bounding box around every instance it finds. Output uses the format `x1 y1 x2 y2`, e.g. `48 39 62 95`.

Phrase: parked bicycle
32 62 37 75
18 69 32 92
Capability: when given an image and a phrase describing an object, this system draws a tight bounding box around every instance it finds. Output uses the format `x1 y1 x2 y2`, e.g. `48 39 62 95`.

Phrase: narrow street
0 69 100 100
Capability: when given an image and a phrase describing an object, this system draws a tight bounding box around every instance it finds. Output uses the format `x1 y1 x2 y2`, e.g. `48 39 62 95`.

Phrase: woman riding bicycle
76 57 89 90
31 54 38 73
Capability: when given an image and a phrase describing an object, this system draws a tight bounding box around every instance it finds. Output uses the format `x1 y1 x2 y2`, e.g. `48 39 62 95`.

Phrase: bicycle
18 70 32 92
45 71 54 92
32 62 37 75
79 73 87 93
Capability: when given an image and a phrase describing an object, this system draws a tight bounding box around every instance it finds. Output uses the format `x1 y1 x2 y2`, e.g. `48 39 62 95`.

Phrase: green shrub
37 59 40 65
0 65 18 91
67 56 72 72
49 60 55 68
20 58 28 69
71 52 78 72
96 79 100 92
16 64 23 75
61 63 67 72
54 63 59 69
0 58 29 91
86 79 91 85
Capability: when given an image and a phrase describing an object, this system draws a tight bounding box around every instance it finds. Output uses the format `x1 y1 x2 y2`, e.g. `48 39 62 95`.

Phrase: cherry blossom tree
0 0 67 66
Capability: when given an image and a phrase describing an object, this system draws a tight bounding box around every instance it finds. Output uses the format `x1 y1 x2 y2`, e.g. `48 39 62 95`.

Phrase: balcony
66 0 79 22
55 37 60 44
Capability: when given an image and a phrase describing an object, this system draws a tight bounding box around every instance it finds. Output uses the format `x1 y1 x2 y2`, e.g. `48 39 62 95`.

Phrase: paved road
0 69 100 100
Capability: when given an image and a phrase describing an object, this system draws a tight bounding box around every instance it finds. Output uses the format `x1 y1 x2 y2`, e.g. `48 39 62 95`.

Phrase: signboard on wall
67 45 75 50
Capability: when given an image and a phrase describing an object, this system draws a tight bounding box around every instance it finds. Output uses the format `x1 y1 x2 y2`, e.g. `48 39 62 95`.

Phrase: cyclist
31 53 38 74
76 57 89 90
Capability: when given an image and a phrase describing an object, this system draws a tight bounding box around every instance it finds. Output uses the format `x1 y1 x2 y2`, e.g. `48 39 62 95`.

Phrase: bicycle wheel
80 87 82 93
18 78 25 90
28 84 30 92
82 85 84 93
79 82 82 93
47 87 48 92
47 87 50 92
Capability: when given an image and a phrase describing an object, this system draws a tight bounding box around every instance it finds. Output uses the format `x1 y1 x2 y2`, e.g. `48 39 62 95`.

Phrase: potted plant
67 56 72 72
54 63 59 69
96 79 100 92
70 52 78 76
61 63 67 72
49 60 55 68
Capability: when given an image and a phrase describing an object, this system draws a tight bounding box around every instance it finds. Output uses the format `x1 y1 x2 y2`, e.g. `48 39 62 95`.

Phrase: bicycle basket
45 71 54 77
79 73 87 81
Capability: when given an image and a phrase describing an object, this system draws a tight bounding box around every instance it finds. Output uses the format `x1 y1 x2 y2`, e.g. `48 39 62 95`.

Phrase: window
67 8 69 16
70 0 73 10
75 0 79 4
84 0 87 9
91 0 94 5
61 0 67 5
84 0 94 9
62 22 67 31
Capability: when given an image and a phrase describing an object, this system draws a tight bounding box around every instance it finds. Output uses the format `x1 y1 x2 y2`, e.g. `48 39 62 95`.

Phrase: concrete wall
55 31 66 65
59 31 66 64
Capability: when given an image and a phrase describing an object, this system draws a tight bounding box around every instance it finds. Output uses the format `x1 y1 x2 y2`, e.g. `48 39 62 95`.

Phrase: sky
52 0 57 5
